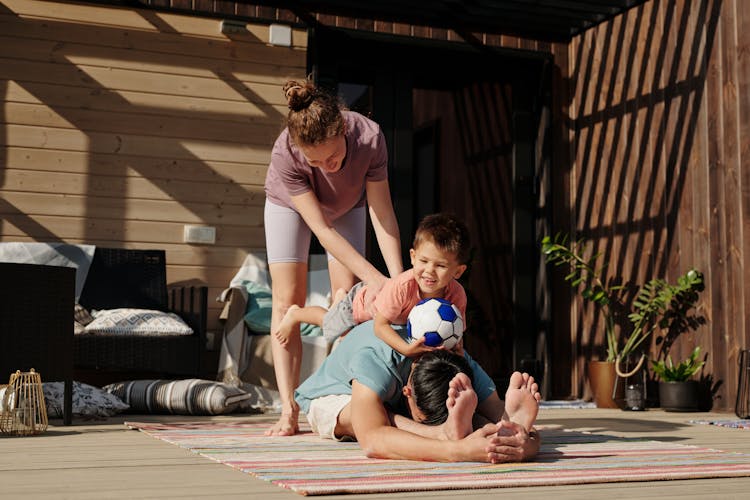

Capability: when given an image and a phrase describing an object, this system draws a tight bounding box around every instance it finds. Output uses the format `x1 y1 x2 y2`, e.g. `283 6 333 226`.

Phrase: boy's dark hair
411 350 475 425
412 213 471 265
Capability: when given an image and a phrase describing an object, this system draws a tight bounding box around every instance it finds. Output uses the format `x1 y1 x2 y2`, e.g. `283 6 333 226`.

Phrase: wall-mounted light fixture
220 19 246 35
269 23 292 47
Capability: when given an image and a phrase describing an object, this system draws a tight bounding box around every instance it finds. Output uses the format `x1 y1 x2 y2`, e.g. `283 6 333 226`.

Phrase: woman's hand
362 273 388 317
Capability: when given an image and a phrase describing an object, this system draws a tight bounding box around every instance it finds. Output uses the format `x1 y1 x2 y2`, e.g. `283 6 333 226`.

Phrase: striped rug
127 421 750 496
691 419 750 430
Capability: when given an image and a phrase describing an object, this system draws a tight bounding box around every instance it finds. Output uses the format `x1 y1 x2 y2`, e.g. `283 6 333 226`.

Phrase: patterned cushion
74 303 94 325
74 302 95 335
103 379 252 415
42 381 130 418
83 308 193 336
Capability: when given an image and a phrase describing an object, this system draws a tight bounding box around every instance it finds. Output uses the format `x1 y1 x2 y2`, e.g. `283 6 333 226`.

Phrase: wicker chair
73 248 209 385
0 263 74 425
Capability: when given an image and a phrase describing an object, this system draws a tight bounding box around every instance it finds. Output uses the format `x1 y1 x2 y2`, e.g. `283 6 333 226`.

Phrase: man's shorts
306 394 353 441
321 282 365 343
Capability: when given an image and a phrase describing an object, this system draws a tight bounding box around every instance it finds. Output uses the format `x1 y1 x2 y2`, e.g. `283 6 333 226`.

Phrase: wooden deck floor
2 408 749 499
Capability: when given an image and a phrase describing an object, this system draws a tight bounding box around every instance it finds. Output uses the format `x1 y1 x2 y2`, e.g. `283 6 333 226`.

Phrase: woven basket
0 370 48 436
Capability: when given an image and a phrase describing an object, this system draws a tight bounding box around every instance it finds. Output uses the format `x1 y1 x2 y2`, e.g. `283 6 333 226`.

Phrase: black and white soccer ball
406 298 463 349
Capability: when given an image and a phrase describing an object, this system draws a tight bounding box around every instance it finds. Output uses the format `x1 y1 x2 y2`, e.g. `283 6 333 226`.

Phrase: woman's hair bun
283 80 315 111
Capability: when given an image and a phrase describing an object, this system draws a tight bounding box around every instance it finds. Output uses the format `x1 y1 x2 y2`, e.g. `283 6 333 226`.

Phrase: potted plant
542 233 705 408
542 234 626 408
628 269 706 407
651 346 705 411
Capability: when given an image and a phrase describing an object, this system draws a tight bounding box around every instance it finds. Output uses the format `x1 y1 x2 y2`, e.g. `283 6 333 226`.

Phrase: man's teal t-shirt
294 321 496 414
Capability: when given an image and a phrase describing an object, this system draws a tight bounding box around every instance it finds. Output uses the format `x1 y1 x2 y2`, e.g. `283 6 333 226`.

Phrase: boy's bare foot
503 371 540 431
265 411 299 436
441 372 478 440
331 288 347 307
273 305 300 346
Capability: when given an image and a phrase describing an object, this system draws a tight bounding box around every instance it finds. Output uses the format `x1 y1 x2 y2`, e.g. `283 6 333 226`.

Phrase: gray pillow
103 379 251 415
43 381 129 418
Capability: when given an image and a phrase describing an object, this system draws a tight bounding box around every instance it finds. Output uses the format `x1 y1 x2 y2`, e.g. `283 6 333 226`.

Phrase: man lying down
293 320 540 463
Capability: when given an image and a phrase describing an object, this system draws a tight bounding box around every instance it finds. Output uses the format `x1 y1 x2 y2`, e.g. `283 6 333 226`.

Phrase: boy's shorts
306 394 353 441
322 282 365 343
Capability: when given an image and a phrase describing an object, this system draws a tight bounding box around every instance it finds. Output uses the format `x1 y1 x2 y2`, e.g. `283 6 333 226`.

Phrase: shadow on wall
0 1 287 249
562 0 723 399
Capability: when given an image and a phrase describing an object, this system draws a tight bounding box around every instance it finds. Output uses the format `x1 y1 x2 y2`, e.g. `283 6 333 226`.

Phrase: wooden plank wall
0 0 308 335
564 0 747 410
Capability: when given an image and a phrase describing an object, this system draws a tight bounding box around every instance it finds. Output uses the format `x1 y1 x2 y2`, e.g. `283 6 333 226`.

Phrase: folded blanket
0 242 95 301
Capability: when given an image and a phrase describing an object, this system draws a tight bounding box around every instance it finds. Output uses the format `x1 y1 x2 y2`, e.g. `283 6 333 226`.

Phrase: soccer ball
406 298 463 349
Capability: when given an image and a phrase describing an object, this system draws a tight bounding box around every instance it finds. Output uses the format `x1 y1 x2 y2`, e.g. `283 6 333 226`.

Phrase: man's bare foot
441 372 478 440
265 412 299 436
503 371 540 431
273 305 300 346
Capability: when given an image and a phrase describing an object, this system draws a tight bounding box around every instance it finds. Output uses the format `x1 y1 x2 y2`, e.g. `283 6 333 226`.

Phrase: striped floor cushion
103 379 251 415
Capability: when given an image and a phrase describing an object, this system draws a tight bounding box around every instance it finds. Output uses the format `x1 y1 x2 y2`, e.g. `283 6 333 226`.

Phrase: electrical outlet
183 225 216 244
269 23 292 47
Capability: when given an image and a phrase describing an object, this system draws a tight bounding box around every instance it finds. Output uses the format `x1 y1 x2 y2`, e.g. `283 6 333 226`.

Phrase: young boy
274 213 470 357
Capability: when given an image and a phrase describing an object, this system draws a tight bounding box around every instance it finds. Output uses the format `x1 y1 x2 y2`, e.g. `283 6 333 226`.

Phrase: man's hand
484 420 540 463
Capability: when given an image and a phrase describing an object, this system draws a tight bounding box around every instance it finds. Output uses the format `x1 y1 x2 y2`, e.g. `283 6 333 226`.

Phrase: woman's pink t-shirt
264 111 388 221
351 269 468 329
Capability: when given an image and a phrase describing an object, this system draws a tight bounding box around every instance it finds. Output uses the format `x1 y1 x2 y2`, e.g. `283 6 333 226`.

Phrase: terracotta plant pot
588 360 624 408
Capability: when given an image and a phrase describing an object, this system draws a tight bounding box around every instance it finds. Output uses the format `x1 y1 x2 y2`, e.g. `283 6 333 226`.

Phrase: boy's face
409 240 467 298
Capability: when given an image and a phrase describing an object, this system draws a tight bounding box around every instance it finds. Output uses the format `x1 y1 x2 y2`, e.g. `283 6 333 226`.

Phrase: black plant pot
658 380 700 411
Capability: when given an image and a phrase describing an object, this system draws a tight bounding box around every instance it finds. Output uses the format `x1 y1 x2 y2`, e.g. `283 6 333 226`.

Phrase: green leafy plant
651 346 705 382
542 233 705 366
651 270 707 364
628 269 705 365
541 233 623 362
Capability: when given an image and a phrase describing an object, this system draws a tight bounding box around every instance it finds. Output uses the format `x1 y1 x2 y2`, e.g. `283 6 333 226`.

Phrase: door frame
309 26 552 379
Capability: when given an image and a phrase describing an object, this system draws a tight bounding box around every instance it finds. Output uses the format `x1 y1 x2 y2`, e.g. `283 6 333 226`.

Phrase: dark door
311 28 551 388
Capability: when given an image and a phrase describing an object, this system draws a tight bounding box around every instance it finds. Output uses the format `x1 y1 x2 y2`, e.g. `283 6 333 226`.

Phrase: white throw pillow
84 308 193 336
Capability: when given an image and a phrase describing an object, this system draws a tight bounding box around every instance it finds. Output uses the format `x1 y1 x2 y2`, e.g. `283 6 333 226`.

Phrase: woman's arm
365 179 403 278
290 191 385 286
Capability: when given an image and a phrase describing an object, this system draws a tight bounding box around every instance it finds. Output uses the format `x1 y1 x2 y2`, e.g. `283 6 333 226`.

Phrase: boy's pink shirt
351 269 467 328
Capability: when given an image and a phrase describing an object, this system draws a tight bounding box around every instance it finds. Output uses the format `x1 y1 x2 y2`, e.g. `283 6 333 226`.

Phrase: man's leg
503 372 540 431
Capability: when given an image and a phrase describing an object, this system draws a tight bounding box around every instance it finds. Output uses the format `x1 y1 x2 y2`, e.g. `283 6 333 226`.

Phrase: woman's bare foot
502 371 540 431
265 411 299 436
441 372 478 440
273 305 300 346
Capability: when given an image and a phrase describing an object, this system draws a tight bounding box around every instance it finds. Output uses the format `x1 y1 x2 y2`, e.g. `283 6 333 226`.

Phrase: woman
263 79 403 435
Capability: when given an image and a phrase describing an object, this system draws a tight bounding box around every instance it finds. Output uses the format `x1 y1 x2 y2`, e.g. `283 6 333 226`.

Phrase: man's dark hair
410 350 474 425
